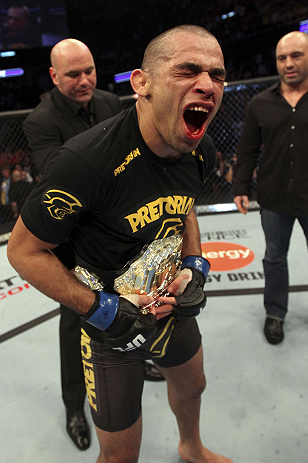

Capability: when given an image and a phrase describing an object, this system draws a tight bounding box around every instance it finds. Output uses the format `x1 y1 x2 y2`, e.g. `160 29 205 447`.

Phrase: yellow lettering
125 212 140 233
80 329 97 411
179 196 188 214
173 196 184 213
114 148 141 176
84 377 97 410
156 197 167 216
82 359 93 369
138 206 151 229
125 153 133 164
191 149 203 161
84 365 95 384
81 328 90 339
147 198 161 221
184 197 195 214
125 195 195 233
81 337 92 359
165 196 176 214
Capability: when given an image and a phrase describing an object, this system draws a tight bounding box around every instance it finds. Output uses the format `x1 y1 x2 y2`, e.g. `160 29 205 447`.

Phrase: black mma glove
82 291 158 352
173 255 210 321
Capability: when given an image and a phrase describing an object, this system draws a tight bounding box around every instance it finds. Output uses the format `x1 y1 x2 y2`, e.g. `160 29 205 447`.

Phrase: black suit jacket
23 86 122 174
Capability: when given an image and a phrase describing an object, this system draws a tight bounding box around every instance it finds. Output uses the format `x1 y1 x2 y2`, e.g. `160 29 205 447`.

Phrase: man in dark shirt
8 25 233 463
22 34 172 451
233 31 308 345
23 38 122 451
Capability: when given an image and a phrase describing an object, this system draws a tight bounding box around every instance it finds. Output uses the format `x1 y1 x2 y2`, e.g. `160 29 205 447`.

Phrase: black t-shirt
22 105 215 269
21 105 215 348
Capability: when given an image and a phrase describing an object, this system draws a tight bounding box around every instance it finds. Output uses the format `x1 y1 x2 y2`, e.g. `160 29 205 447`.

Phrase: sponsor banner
201 241 255 272
197 211 308 290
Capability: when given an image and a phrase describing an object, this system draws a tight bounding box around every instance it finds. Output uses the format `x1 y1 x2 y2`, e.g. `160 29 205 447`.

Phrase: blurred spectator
199 151 236 204
11 148 25 166
0 5 41 50
9 168 33 219
0 165 12 222
224 155 237 185
13 163 33 183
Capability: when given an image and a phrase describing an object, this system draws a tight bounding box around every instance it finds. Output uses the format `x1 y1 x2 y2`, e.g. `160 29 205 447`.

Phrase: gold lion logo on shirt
43 189 82 219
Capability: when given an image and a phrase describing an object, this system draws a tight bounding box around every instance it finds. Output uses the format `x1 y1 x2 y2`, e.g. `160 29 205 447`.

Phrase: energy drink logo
201 241 255 271
43 189 83 219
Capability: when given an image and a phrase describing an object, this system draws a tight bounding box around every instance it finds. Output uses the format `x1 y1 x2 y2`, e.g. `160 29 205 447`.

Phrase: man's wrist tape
181 255 210 278
82 290 119 331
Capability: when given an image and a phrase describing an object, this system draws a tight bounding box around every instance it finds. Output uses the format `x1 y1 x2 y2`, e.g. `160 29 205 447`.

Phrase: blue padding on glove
83 291 119 331
181 255 210 278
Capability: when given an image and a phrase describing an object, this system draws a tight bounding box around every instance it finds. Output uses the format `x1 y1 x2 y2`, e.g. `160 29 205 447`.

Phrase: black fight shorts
80 318 201 432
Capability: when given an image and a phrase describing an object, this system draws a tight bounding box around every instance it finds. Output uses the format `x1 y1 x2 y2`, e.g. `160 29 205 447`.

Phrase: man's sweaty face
146 33 225 156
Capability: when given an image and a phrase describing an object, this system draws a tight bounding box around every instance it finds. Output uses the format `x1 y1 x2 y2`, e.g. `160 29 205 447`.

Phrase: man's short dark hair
142 25 216 72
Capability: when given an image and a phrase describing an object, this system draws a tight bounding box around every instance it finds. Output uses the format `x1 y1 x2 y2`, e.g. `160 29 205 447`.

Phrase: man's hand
150 270 192 320
234 195 250 214
83 292 158 351
156 256 209 321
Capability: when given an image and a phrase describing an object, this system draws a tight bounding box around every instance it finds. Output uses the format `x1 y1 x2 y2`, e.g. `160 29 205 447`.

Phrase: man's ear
49 67 58 86
130 69 150 97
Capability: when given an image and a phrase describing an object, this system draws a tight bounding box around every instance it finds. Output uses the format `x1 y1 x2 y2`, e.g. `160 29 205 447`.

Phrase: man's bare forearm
7 217 95 315
181 208 202 258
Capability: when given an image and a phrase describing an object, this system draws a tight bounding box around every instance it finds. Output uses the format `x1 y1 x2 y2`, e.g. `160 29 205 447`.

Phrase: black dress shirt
233 82 308 215
78 106 96 127
60 93 97 128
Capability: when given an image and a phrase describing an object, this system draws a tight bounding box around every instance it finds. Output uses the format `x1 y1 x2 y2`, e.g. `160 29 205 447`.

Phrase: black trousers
59 304 86 412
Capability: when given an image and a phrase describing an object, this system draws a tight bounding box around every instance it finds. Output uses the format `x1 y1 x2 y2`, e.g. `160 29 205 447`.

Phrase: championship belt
74 235 183 314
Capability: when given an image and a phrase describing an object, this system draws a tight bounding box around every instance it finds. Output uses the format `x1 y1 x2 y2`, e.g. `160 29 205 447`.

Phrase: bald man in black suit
23 39 121 175
23 39 121 451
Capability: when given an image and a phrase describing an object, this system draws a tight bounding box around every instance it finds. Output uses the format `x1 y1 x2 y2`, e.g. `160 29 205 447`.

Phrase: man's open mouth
183 106 209 136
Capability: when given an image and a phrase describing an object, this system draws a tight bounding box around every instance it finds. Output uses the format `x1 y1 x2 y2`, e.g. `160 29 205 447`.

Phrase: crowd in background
0 148 38 224
0 0 307 108
1 0 308 225
93 0 308 93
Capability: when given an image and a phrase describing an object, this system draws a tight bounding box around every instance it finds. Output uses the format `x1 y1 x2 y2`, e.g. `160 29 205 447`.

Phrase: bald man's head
276 31 308 88
276 31 308 53
49 39 97 108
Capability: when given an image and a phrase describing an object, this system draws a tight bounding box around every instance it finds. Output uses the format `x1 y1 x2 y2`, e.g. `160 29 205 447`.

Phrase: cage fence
0 76 279 233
